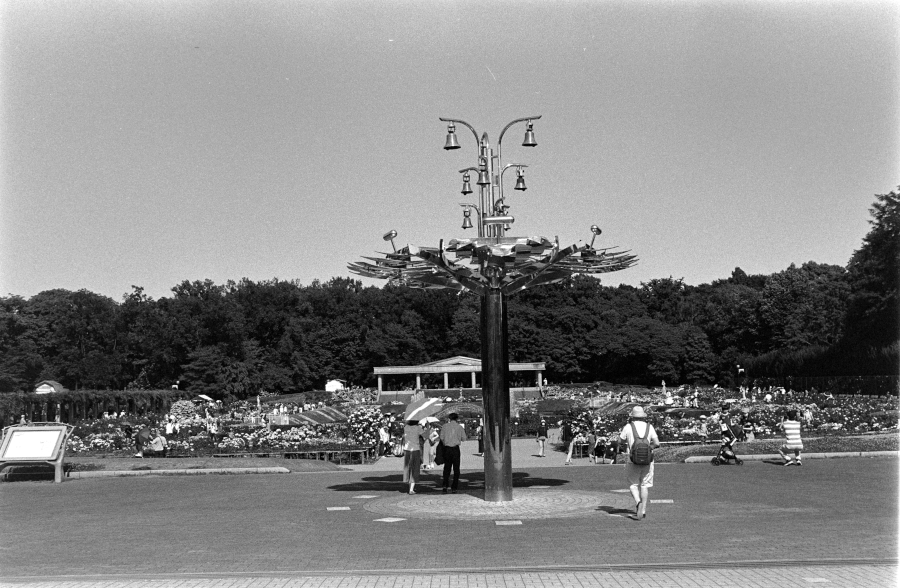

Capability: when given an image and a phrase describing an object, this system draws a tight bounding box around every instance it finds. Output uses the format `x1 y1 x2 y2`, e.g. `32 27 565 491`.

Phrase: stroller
711 423 743 466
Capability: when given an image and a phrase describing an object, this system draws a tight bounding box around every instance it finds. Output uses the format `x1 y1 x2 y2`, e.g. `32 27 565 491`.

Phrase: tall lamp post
349 116 637 502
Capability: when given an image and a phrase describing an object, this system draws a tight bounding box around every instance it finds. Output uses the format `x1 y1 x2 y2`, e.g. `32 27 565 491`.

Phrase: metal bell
462 210 473 229
477 168 490 186
514 171 527 191
461 173 473 195
444 124 461 150
522 122 537 147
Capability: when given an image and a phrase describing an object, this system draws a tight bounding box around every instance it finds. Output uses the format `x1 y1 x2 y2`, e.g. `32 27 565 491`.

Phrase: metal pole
481 287 512 502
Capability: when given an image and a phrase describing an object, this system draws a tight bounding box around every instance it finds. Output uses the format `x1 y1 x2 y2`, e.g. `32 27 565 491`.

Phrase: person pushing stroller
711 418 743 466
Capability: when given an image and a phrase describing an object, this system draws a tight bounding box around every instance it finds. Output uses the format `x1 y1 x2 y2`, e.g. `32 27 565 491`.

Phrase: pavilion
373 356 545 394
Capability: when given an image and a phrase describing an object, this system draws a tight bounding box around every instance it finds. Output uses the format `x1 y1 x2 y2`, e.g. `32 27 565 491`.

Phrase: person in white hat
618 405 660 520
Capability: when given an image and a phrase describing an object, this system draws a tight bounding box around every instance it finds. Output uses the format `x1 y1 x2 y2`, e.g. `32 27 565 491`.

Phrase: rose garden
1 382 895 477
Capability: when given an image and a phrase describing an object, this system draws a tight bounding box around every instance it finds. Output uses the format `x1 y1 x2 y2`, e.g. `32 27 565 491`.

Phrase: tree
12 289 124 390
680 326 716 384
758 262 849 351
0 295 44 391
639 277 688 325
845 188 900 347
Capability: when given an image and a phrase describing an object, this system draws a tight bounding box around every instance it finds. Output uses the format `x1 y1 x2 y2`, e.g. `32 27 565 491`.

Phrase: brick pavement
0 565 897 588
0 444 896 587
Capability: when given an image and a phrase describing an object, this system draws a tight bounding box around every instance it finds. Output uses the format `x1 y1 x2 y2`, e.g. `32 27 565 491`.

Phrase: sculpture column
481 286 512 502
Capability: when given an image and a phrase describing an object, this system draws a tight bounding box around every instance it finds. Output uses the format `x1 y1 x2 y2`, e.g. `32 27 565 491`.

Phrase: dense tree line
1 190 897 397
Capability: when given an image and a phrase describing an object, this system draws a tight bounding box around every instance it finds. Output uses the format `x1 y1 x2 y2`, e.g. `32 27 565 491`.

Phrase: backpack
629 422 653 465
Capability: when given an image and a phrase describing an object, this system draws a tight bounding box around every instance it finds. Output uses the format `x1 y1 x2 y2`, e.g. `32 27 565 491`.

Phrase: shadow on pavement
596 505 635 517
327 471 571 493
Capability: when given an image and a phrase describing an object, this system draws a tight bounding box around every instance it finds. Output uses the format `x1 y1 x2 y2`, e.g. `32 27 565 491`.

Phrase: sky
2 0 898 302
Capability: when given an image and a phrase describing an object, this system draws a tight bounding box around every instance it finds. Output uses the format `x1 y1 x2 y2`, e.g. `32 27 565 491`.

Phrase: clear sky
2 0 898 302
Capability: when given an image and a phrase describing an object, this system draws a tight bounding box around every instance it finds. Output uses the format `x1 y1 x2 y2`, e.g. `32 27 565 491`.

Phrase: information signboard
0 424 73 483
3 429 63 460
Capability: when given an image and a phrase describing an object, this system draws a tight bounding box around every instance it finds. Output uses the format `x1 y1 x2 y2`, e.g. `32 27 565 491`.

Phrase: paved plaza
1 440 897 588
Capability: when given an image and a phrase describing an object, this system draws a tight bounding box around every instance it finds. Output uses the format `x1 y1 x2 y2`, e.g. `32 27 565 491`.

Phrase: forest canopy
1 190 897 396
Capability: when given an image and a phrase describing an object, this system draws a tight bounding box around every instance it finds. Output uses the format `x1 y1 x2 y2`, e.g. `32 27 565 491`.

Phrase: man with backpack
618 406 660 520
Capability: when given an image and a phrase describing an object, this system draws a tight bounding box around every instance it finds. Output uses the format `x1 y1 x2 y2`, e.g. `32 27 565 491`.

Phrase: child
587 430 598 463
779 410 804 466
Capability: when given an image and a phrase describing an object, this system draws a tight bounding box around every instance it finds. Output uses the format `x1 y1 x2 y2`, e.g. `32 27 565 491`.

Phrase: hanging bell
477 167 490 186
522 122 537 147
462 209 473 230
444 123 461 150
514 170 527 191
461 173 473 195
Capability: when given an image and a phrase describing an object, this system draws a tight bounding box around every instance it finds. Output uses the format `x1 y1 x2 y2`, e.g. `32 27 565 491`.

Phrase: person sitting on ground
779 409 804 466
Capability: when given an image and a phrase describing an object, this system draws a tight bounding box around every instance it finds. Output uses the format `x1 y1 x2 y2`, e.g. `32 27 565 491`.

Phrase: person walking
426 425 440 468
587 430 598 464
476 421 484 457
536 419 549 457
565 430 586 465
618 406 660 520
779 409 804 466
402 420 423 494
377 425 390 457
439 413 467 494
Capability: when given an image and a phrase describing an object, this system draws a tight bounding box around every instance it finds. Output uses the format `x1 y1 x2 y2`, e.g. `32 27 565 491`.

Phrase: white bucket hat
629 406 647 419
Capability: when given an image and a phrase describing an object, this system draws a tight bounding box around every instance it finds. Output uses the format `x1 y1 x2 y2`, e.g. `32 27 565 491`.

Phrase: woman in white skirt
402 420 423 494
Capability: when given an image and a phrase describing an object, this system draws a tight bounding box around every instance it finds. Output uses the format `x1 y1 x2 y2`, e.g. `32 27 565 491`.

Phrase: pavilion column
444 373 449 389
416 374 421 389
536 371 542 387
472 372 477 388
377 375 383 393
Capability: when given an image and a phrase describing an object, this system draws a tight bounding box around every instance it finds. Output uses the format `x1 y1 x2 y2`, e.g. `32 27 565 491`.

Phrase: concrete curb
67 467 291 478
684 451 899 463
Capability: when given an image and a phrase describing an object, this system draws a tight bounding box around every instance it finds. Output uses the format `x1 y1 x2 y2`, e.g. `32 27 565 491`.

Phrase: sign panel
3 430 63 459
1 428 65 460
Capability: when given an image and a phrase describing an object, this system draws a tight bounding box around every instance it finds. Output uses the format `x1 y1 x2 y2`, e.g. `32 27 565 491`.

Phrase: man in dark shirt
439 413 467 493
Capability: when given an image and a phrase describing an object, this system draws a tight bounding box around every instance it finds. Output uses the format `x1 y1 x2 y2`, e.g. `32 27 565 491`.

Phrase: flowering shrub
66 435 89 453
346 407 391 445
213 425 360 451
72 416 153 439
169 400 199 428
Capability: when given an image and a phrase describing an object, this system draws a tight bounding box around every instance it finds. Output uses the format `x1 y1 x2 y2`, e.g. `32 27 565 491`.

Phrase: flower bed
56 391 897 455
